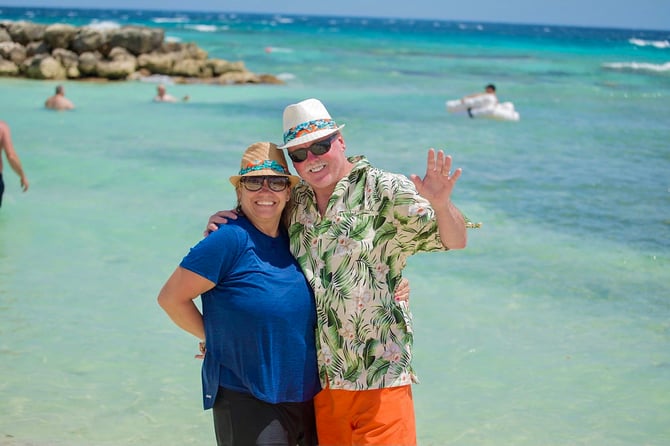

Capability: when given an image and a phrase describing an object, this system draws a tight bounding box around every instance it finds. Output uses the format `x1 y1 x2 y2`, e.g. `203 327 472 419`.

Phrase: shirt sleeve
388 172 446 254
179 227 242 284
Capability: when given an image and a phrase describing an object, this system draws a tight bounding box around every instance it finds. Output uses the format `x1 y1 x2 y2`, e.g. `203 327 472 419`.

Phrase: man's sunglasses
287 133 339 163
240 176 290 192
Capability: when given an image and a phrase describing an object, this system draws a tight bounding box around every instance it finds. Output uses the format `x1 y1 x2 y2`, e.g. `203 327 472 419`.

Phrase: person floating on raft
446 84 520 121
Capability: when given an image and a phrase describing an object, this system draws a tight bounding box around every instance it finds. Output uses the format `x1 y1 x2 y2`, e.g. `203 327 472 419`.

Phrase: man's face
287 132 347 193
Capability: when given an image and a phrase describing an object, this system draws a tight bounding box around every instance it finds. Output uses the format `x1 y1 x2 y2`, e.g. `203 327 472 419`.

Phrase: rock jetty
0 20 282 85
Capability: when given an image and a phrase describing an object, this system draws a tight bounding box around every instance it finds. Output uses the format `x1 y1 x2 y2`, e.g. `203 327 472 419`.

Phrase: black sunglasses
240 176 290 192
288 133 339 163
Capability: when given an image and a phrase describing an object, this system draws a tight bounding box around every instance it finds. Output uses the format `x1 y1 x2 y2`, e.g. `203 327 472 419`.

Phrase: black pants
212 388 317 446
0 173 4 207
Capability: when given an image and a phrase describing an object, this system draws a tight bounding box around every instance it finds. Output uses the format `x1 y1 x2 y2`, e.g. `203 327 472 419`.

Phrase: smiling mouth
308 163 326 173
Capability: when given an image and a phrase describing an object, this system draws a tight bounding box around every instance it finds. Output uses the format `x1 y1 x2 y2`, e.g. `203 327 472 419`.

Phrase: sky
1 0 669 31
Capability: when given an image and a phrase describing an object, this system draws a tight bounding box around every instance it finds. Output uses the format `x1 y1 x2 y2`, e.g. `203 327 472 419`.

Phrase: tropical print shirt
288 156 448 391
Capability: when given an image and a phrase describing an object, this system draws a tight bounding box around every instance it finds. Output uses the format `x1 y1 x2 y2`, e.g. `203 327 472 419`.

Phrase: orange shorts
313 385 417 446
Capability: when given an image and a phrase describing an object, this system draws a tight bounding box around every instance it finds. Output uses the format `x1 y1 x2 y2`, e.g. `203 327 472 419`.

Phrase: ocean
0 6 668 446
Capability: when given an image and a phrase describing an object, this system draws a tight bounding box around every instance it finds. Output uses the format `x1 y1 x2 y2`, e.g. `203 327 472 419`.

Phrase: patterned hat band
239 160 290 175
283 119 338 144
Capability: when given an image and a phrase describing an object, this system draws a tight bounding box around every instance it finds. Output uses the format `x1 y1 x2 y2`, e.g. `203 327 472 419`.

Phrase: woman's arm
157 266 215 340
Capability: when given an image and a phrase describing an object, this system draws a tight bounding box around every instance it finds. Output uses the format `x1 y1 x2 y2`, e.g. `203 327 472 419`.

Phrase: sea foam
603 61 670 73
629 38 670 49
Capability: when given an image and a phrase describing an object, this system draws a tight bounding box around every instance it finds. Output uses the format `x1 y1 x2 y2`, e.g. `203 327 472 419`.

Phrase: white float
446 94 520 121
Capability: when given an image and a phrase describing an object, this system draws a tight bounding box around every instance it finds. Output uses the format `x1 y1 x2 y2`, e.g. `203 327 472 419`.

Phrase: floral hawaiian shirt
288 156 449 391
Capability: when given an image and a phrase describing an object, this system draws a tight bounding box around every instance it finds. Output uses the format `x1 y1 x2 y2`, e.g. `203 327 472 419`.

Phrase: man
462 84 497 118
45 85 75 111
208 98 472 445
0 120 29 208
463 83 497 100
153 84 189 103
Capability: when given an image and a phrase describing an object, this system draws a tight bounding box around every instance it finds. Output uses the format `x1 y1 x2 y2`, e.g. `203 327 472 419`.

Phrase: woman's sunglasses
240 176 290 192
287 133 339 163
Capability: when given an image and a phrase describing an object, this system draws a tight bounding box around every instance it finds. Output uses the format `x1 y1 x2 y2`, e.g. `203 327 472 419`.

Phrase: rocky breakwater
0 20 282 84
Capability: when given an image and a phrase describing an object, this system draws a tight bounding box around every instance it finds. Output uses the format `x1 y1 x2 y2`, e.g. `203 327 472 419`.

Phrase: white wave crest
87 20 121 31
273 16 294 24
457 23 484 31
629 38 670 49
276 73 296 81
602 61 670 73
184 24 218 32
152 17 190 24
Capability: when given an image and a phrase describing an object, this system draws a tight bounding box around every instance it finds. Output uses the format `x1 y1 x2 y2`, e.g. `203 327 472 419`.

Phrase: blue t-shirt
179 216 320 409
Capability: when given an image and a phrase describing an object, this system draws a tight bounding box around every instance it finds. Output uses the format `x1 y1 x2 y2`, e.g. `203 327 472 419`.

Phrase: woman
158 142 319 445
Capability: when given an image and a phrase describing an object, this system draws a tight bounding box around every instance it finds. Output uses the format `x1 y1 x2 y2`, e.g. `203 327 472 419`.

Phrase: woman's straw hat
229 142 300 188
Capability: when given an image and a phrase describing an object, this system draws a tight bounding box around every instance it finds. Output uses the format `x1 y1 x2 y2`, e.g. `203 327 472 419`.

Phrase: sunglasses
240 176 290 192
287 133 339 163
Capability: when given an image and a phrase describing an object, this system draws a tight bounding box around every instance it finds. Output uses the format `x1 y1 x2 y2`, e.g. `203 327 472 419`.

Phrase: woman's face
236 175 291 224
